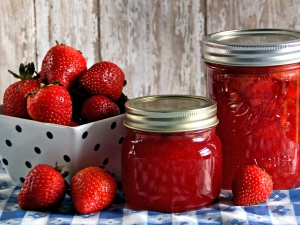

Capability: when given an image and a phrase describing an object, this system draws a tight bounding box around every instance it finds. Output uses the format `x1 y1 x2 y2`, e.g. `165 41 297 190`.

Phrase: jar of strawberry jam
203 29 300 190
121 95 222 213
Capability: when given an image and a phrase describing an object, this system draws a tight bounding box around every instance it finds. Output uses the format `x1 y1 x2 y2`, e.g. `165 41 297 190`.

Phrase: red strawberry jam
122 95 222 213
206 63 300 190
203 29 300 190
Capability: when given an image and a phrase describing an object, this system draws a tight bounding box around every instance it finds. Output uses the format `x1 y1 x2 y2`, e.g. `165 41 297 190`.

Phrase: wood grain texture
206 0 300 34
0 0 36 104
100 0 206 99
2 0 300 104
35 0 100 69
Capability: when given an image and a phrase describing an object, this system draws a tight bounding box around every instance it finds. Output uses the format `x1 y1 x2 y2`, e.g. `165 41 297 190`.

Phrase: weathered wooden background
1 0 299 104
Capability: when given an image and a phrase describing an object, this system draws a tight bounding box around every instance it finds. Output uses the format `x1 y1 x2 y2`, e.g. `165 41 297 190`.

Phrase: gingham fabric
0 162 299 225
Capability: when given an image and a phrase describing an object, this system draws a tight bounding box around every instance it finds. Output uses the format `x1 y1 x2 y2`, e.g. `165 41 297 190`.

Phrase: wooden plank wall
1 0 300 104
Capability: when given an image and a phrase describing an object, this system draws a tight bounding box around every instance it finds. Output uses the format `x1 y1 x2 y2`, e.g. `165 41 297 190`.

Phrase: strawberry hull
0 105 127 187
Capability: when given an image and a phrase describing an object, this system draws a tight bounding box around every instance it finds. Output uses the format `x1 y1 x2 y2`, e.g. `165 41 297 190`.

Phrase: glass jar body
121 127 222 213
206 62 300 190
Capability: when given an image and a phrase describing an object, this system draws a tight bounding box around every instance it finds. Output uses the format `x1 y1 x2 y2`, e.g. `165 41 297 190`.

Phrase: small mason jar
203 29 300 190
121 95 222 213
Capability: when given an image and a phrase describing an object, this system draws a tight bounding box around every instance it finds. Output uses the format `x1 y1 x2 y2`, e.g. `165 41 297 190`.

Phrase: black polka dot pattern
119 137 124 144
103 158 109 165
82 131 88 139
2 158 8 165
98 157 116 178
46 132 53 139
111 122 117 129
63 155 71 162
34 147 41 154
15 125 22 132
94 143 100 151
1 118 125 185
25 161 32 168
5 140 12 147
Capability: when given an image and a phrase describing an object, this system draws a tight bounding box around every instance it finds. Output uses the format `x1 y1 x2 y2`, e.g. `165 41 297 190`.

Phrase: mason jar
121 95 222 213
203 28 300 190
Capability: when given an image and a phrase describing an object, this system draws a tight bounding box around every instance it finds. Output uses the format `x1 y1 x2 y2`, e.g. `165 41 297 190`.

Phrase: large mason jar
203 29 300 190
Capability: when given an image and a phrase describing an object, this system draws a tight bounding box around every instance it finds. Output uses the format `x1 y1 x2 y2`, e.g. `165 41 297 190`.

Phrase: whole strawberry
41 41 87 90
3 62 40 119
27 83 72 125
232 165 273 206
81 95 120 123
70 166 117 214
78 61 125 101
18 164 68 210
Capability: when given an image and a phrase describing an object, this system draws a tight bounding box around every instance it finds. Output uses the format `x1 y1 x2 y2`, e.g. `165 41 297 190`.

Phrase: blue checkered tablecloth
0 161 299 225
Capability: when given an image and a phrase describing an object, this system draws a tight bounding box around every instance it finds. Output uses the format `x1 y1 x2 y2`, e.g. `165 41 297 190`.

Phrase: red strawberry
232 165 273 206
41 41 87 90
3 63 40 119
78 61 125 101
70 166 117 214
81 95 120 123
27 83 72 125
69 121 80 127
18 164 68 210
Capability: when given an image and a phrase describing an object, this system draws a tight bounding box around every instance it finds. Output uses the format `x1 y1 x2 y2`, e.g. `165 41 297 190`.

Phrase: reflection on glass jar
121 95 222 213
203 29 300 190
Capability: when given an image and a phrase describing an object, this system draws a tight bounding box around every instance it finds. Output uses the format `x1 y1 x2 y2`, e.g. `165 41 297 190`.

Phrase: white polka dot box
0 105 127 187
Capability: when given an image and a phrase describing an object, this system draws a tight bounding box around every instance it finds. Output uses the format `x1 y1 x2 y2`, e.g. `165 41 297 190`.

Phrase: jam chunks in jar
203 28 300 190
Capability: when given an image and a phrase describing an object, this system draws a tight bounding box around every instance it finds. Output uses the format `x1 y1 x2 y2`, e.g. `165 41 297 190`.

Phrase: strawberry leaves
8 62 39 80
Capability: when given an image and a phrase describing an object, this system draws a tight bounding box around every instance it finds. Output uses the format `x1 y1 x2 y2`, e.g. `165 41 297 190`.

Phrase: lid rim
123 119 219 133
202 28 300 66
124 95 218 132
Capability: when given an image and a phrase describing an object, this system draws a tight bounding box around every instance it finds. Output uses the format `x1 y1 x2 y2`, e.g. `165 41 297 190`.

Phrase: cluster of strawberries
3 41 127 126
2 42 126 214
18 164 117 214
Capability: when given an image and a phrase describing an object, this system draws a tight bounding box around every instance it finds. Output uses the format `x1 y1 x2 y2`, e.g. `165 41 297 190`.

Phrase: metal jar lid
202 28 300 66
124 95 218 132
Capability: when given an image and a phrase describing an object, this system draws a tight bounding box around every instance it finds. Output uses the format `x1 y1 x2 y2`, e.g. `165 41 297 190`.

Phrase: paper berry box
0 105 127 187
